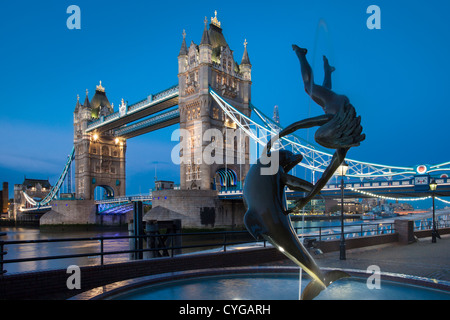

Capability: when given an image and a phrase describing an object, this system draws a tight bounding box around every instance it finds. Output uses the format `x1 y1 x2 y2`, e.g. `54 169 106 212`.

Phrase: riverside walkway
284 233 450 282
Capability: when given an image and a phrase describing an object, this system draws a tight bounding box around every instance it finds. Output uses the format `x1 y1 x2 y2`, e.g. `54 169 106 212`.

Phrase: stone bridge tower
178 12 252 191
73 82 126 200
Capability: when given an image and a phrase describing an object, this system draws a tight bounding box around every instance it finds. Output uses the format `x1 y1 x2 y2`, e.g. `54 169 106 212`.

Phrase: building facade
13 178 52 220
73 83 126 200
177 12 252 191
0 182 9 215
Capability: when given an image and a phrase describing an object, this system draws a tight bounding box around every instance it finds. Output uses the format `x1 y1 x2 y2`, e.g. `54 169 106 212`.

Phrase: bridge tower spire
178 12 252 191
273 105 280 124
73 82 126 200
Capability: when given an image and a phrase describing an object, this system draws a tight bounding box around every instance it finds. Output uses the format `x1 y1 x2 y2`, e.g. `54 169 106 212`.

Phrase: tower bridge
17 12 450 227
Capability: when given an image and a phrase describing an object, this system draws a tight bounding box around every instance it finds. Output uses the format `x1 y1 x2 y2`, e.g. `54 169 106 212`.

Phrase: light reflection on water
0 226 129 274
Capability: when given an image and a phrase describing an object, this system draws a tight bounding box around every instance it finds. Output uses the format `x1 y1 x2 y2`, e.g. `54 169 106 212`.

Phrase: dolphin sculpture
244 44 365 299
243 148 349 300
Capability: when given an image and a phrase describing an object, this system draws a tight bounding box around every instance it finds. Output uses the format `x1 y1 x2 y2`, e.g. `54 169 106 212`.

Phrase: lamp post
336 162 349 260
429 179 440 243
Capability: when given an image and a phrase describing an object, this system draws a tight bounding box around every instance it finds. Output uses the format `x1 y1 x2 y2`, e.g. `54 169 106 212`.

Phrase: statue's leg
323 56 335 90
278 114 332 139
293 147 349 211
293 45 337 110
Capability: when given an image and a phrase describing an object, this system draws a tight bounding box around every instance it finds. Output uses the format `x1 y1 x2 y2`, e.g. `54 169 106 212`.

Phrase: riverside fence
1 219 450 276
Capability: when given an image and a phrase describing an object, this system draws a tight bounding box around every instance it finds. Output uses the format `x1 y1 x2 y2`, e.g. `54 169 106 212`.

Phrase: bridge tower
73 82 126 200
178 12 252 191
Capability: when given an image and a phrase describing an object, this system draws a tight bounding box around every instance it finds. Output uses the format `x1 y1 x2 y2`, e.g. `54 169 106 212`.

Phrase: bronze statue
270 45 365 210
243 44 365 299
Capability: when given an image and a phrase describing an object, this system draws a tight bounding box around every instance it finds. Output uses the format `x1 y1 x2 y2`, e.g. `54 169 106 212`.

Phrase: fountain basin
73 267 450 300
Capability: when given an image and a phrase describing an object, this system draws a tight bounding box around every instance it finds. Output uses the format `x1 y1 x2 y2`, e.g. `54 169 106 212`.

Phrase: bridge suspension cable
22 147 75 208
210 88 448 180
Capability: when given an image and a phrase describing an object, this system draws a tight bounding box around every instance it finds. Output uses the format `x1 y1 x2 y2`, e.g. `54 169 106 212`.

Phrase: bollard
395 219 415 244
171 219 182 256
128 221 135 260
133 201 144 259
145 221 159 259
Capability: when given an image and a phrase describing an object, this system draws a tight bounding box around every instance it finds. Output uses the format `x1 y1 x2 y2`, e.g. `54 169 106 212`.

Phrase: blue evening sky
0 0 449 207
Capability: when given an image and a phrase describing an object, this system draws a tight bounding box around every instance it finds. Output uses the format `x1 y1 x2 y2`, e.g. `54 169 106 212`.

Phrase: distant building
325 198 363 214
288 198 326 214
304 198 325 214
0 182 8 214
154 180 175 191
13 177 52 219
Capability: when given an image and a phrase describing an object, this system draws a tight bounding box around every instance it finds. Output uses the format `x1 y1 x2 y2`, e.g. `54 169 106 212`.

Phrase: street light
429 179 440 243
336 162 349 260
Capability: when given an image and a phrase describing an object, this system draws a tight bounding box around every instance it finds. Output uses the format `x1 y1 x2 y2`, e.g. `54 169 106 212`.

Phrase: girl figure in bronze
276 45 365 210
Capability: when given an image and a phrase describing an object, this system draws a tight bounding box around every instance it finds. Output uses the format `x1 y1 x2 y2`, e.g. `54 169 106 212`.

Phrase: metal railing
0 230 254 275
414 219 450 231
0 222 402 276
294 222 396 243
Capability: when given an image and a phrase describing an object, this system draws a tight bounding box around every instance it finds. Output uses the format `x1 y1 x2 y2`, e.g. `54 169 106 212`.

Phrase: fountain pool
83 267 449 300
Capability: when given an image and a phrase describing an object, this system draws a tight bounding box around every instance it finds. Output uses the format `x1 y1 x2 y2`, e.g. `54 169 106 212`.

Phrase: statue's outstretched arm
282 173 314 193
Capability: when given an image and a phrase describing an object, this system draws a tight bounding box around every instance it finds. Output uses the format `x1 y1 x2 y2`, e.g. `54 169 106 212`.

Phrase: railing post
100 238 104 266
0 241 6 276
171 234 174 258
133 201 144 260
223 232 227 252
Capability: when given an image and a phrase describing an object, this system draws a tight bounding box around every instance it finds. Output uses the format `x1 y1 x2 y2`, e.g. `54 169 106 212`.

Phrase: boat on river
362 204 397 220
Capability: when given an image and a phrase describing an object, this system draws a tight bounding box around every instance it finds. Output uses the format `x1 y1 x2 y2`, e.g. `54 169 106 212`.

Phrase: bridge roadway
85 85 179 137
96 194 153 214
322 176 450 198
218 176 450 200
93 176 450 215
114 108 179 139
